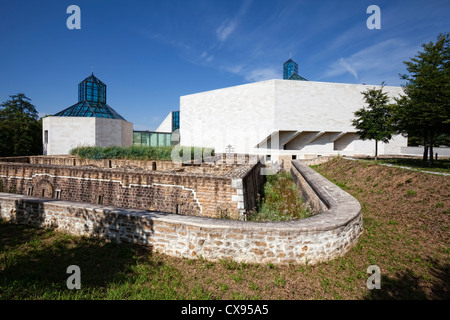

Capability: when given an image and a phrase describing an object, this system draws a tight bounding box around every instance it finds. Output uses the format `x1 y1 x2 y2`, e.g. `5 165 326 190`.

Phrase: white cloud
200 51 214 63
320 39 417 85
222 64 244 74
216 0 252 42
324 58 359 80
245 67 279 82
223 64 279 82
216 20 239 42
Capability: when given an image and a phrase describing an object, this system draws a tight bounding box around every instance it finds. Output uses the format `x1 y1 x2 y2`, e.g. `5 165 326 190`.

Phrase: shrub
69 145 214 162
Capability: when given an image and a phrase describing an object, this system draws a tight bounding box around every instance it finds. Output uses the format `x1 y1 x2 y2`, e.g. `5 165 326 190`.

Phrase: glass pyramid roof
288 72 308 81
53 73 126 120
54 100 125 119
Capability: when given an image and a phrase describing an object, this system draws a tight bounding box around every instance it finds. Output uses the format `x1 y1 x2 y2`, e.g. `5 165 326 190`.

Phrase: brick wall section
29 156 182 171
0 160 363 265
29 155 243 175
0 161 261 219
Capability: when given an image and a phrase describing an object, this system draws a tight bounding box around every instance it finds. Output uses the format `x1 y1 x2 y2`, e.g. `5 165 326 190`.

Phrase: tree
352 85 394 160
392 33 450 166
0 93 42 157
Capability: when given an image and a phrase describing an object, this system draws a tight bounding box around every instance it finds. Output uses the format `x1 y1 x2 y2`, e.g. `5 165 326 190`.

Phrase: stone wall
0 159 262 219
28 155 182 171
0 160 363 265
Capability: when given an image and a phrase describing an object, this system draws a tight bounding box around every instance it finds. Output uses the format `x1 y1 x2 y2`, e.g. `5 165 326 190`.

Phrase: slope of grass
1 158 448 300
354 157 450 174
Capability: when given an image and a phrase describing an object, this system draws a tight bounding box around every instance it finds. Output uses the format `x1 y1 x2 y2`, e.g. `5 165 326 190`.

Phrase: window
172 111 180 131
132 131 173 146
141 132 150 146
44 130 48 144
55 189 61 199
133 132 142 145
27 186 33 196
150 133 158 146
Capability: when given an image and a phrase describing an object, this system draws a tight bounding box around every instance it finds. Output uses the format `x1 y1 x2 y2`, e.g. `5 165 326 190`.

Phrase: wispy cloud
216 0 252 42
139 30 191 51
245 67 279 82
200 51 214 63
325 58 359 80
223 64 279 82
320 39 418 85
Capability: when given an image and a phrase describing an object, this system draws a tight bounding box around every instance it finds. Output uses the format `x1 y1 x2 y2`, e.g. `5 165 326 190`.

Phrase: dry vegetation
0 158 448 300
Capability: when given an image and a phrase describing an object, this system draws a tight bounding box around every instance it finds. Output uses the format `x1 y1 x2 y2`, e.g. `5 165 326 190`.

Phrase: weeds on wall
247 171 310 222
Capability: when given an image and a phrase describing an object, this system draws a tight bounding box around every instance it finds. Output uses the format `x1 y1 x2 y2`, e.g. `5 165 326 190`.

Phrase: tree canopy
392 33 450 166
0 93 42 157
352 85 395 160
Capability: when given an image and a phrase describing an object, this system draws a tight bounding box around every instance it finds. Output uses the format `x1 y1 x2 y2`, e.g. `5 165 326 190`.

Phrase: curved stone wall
0 160 363 265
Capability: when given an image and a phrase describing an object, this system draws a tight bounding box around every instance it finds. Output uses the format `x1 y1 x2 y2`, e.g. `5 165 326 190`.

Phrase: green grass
247 171 310 221
361 157 450 174
69 145 214 162
0 221 210 300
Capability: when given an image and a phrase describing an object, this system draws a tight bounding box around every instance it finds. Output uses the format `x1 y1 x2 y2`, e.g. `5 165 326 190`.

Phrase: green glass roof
54 73 126 120
54 101 125 120
288 72 308 81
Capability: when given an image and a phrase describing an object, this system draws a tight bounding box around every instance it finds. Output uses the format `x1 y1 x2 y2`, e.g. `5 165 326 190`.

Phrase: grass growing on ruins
69 145 214 162
247 171 310 221
0 158 448 300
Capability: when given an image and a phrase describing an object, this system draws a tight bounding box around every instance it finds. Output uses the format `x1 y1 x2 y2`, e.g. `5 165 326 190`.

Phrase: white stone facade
179 79 407 158
43 116 133 155
155 112 173 133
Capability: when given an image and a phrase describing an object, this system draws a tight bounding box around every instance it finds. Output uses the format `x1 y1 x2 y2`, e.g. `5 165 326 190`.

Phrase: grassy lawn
352 157 450 174
1 158 448 300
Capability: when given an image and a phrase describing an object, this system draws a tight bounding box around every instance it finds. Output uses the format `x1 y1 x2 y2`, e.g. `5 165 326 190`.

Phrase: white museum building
43 73 133 155
176 59 407 160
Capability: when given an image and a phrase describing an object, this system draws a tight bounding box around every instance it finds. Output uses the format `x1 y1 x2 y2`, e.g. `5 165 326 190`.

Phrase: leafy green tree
352 85 395 160
0 93 42 156
392 33 450 166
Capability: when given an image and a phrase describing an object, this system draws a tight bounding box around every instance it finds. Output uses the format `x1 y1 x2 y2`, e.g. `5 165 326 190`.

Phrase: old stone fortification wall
0 160 363 265
0 156 262 219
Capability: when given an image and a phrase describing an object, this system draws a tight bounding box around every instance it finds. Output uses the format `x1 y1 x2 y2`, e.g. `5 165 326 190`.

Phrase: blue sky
0 0 449 130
